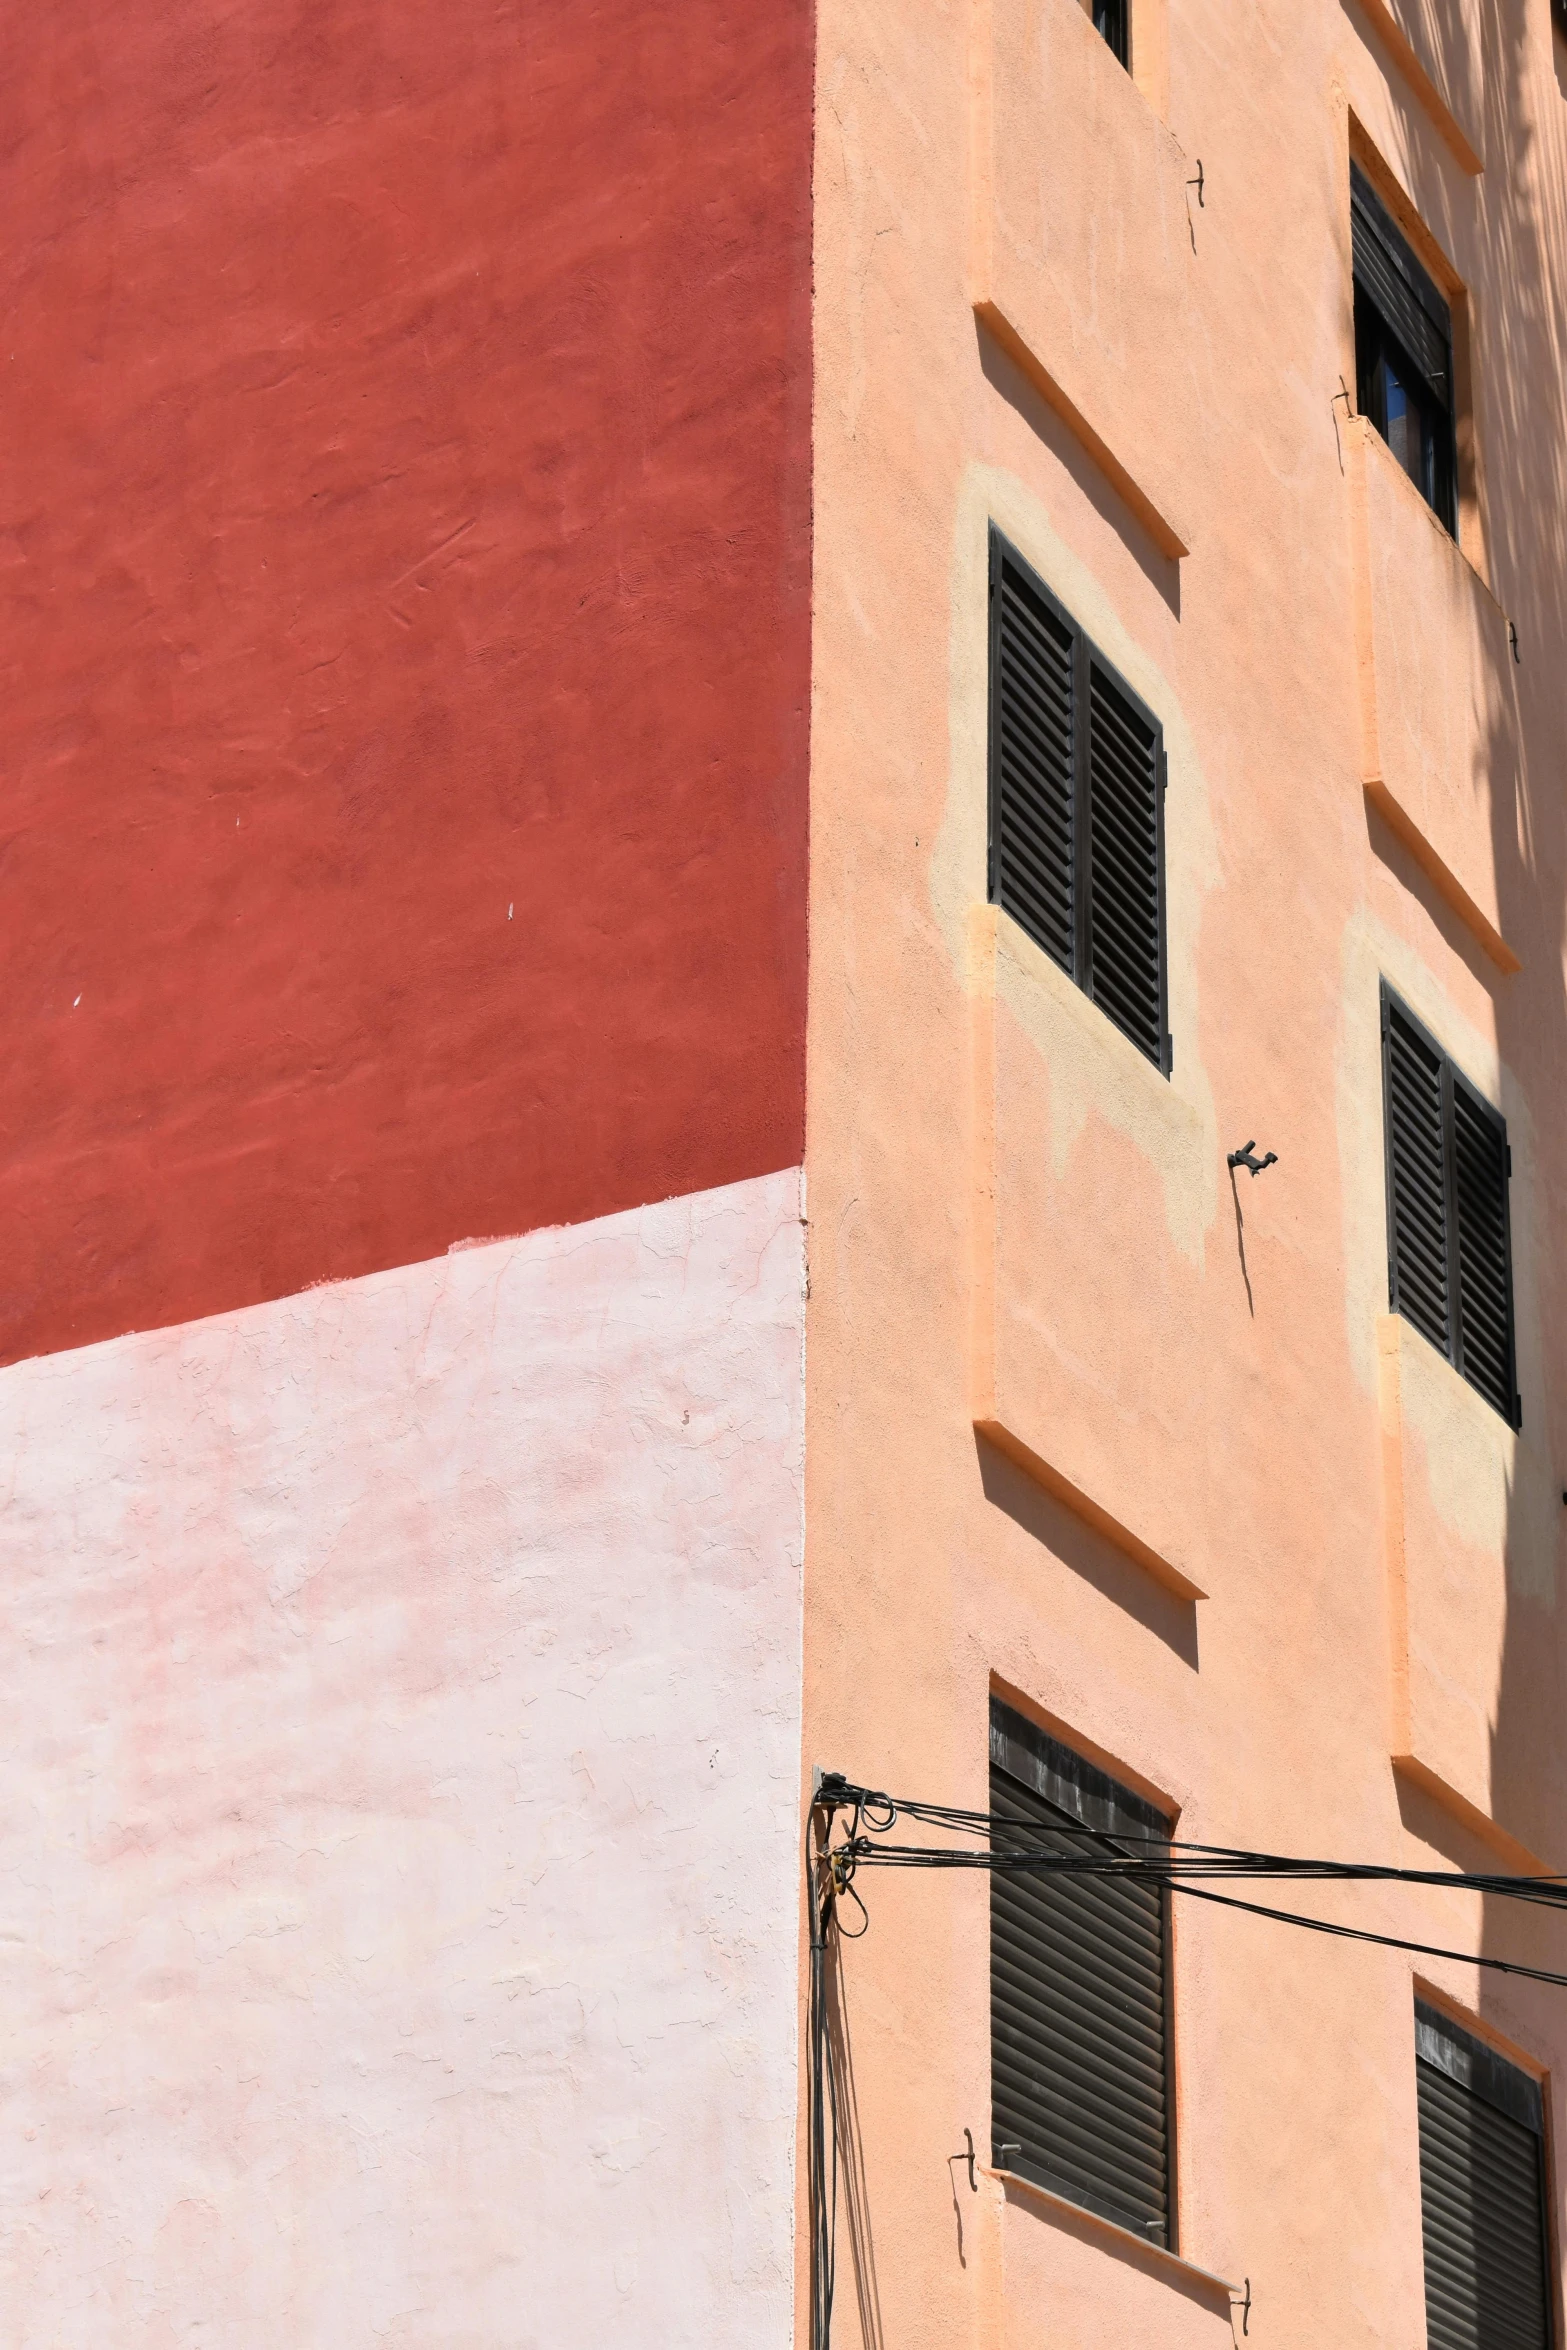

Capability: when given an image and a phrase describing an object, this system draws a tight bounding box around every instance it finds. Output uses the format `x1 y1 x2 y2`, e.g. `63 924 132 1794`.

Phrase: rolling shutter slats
990 531 1168 1071
992 1855 1166 1983
990 1739 1171 2244
1383 991 1517 1425
1416 2042 1550 2350
991 1797 1165 1964
995 558 1075 973
1352 163 1453 406
991 2033 1172 2169
990 1928 1168 2079
992 1879 1168 2006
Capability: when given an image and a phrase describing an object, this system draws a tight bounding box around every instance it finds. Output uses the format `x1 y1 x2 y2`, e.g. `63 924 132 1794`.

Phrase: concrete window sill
991 2165 1238 2312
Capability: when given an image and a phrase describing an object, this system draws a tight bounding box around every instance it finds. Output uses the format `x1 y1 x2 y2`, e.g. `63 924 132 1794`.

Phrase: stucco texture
804 0 1567 2345
0 1168 805 2346
0 0 812 1367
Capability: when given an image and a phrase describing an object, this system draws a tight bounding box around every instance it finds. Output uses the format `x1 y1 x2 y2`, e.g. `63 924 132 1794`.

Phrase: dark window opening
1381 985 1519 1426
988 529 1170 1073
1352 164 1457 534
1415 2003 1553 2350
989 1698 1176 2247
1092 0 1129 66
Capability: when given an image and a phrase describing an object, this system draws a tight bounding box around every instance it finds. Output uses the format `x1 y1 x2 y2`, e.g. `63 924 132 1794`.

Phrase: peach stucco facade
10 0 1567 2340
803 0 1567 2345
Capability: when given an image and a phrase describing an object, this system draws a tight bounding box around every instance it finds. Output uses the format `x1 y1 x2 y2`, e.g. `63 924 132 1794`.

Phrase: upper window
1415 2002 1552 2350
988 530 1170 1073
1089 0 1129 66
1381 985 1518 1425
1352 164 1458 534
989 1699 1175 2246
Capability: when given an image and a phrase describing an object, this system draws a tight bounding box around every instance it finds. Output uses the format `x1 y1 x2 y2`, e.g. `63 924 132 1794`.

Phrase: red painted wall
0 0 812 1365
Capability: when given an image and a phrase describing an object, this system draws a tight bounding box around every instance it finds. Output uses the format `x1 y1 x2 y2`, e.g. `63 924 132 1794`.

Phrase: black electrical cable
804 1775 1567 2350
815 1775 1567 1984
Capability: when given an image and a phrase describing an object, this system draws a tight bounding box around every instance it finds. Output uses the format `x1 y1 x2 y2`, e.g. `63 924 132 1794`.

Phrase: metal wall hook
1510 620 1522 665
1230 2277 1253 2336
1187 160 1205 206
1228 1141 1278 1177
947 2126 979 2193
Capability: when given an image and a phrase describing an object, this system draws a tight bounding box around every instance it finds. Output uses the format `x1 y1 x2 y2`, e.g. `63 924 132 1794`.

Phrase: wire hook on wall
1331 375 1353 472
1228 1141 1277 1177
1184 159 1206 252
1510 620 1522 665
1230 2277 1253 2337
947 2128 979 2194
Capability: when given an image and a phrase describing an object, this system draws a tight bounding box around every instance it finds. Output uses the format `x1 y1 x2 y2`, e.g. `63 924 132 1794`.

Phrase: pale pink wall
0 1168 805 2346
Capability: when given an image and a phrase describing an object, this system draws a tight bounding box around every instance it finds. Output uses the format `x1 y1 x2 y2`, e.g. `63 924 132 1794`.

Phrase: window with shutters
1380 985 1519 1426
988 529 1170 1073
1352 164 1458 533
1415 2002 1554 2350
990 1698 1176 2247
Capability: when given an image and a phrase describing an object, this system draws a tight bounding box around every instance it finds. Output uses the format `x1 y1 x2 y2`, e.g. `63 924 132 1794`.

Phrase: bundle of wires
805 1771 1567 2350
815 1772 1567 1986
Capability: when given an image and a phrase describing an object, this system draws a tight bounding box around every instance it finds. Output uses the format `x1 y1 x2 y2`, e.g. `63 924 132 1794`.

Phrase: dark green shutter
991 539 1076 976
989 529 1169 1073
989 1699 1174 2246
1384 995 1452 1356
1415 2003 1552 2350
1381 985 1518 1426
1452 1077 1516 1422
1086 661 1165 1067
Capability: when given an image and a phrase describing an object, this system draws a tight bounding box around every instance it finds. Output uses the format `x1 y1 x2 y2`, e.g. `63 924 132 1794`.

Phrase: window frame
989 1699 1179 2249
1414 2000 1556 2350
986 527 1172 1076
1379 981 1520 1427
1089 0 1130 67
1351 163 1459 537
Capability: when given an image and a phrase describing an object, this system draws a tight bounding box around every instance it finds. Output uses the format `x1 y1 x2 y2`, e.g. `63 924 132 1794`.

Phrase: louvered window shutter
1452 1079 1515 1423
989 1699 1175 2247
1384 996 1452 1357
989 530 1169 1072
991 537 1076 977
1086 661 1165 1066
1415 2003 1551 2350
1381 986 1518 1424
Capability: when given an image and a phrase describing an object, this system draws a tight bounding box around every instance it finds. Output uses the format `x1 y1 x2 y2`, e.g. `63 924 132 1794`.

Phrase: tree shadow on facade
1453 0 1567 2079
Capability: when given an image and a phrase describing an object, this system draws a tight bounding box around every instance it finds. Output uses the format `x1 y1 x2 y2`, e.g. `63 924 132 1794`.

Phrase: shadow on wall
974 320 1183 620
975 1435 1201 1669
1463 0 1567 2040
827 1931 888 2350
